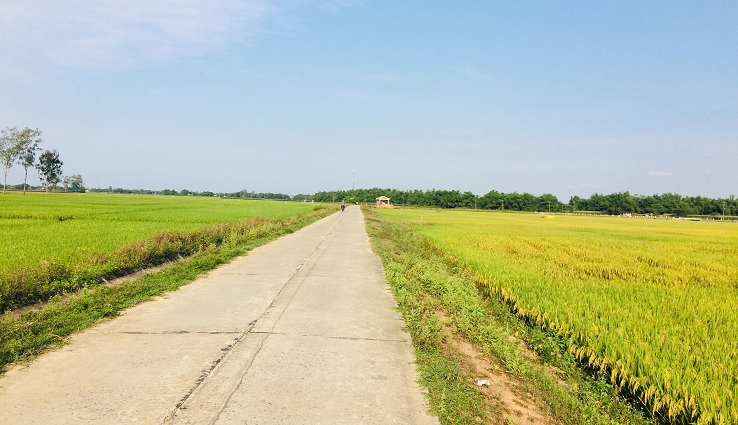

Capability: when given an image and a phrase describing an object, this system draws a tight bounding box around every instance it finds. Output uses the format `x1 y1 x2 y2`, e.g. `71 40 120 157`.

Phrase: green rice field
1 192 315 270
378 208 738 424
0 192 325 310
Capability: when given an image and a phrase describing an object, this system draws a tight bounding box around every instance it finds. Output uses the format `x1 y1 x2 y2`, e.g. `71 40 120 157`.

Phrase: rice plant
379 209 738 424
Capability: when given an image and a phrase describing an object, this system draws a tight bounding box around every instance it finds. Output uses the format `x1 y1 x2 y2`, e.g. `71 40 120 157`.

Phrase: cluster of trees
61 175 85 192
219 190 291 200
571 192 736 217
88 187 160 195
88 187 291 200
2 177 84 193
312 188 559 211
0 126 83 193
311 188 737 218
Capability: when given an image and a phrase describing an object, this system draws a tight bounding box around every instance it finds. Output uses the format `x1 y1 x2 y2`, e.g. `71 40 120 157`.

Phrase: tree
479 190 504 210
537 193 561 213
568 195 583 213
36 150 63 193
0 127 21 193
63 174 85 192
16 128 43 194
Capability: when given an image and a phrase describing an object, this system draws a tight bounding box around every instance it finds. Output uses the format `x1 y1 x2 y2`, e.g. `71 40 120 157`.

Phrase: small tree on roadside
0 127 21 193
16 128 43 195
37 150 63 193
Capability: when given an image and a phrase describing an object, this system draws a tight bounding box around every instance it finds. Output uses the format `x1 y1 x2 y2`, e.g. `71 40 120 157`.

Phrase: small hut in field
376 195 393 208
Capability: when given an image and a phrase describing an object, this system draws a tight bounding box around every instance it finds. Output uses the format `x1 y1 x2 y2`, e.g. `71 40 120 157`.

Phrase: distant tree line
3 126 733 217
569 192 737 217
88 187 159 195
88 187 291 200
312 188 737 218
0 126 85 193
218 190 291 200
60 185 738 218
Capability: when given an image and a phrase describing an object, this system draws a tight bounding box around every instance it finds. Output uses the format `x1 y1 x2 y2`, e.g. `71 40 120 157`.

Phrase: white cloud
647 170 673 177
0 0 278 70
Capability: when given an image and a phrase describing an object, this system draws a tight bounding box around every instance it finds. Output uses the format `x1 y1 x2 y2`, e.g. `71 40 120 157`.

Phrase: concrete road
0 206 438 424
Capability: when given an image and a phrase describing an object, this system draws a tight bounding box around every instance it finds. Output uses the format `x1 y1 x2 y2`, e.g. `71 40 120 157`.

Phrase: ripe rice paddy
378 208 738 424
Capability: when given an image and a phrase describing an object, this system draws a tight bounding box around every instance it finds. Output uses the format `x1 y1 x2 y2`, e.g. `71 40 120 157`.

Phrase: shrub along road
0 206 438 424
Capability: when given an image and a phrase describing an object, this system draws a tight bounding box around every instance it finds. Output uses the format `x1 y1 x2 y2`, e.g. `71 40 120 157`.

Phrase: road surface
0 206 438 424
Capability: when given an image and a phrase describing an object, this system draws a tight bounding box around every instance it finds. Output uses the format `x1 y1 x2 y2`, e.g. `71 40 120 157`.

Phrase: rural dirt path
0 206 438 424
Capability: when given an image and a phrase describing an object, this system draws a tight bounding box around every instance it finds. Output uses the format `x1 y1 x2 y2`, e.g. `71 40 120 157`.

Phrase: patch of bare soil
509 335 569 389
438 311 563 425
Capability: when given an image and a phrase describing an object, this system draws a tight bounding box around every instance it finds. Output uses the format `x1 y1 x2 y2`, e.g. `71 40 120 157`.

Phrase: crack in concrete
160 319 258 424
250 330 408 343
164 213 347 424
204 214 346 425
113 331 243 335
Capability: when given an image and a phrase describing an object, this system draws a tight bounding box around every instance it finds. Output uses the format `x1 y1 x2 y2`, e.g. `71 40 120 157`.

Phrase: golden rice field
378 208 738 425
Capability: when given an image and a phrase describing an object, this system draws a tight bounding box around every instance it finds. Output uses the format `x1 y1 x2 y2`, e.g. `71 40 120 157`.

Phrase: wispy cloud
0 0 309 71
647 170 673 177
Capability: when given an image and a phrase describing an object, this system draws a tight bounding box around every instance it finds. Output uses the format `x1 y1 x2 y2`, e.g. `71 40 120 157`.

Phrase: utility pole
352 170 355 192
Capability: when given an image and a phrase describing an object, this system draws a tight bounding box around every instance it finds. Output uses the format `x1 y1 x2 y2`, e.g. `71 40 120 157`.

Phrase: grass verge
364 206 655 425
0 206 332 370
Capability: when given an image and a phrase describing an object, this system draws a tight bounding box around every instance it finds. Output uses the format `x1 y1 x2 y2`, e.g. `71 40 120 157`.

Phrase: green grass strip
366 209 491 424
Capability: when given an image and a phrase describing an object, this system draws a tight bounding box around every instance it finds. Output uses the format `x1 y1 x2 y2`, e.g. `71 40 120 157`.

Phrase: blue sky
1 1 736 200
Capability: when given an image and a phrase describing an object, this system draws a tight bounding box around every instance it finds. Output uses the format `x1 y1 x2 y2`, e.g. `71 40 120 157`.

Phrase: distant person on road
341 201 345 212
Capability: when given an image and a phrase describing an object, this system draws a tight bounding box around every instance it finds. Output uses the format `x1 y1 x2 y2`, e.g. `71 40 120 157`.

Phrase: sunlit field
0 192 315 269
0 192 327 310
0 192 332 368
378 208 738 424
